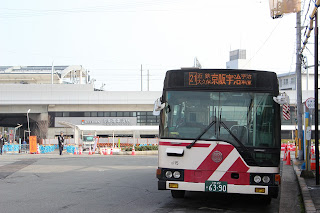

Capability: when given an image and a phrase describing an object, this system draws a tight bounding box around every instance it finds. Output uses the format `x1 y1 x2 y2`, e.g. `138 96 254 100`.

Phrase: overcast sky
0 0 313 91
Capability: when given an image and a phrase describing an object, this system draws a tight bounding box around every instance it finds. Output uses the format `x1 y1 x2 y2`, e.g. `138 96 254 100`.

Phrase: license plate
205 181 227 193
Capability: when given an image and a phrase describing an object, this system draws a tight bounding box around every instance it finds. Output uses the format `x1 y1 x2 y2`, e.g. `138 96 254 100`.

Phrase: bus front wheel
171 190 185 198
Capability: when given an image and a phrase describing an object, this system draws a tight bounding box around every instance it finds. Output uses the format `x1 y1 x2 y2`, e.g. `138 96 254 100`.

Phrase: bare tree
35 115 52 143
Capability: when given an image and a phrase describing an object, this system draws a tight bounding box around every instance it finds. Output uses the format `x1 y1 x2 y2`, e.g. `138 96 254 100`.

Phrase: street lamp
14 123 22 142
27 109 31 141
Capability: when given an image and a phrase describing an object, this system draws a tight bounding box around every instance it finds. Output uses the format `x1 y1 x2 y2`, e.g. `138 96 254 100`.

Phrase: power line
0 0 201 19
243 18 283 68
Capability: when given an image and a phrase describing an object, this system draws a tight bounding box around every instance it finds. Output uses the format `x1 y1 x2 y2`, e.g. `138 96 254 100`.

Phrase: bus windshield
160 90 278 149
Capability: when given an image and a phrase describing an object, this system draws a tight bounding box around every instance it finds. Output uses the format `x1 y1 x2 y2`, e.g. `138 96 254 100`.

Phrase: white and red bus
155 69 281 204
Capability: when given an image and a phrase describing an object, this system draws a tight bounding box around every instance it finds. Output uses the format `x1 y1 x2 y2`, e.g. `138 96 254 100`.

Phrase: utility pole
297 11 303 160
314 11 319 185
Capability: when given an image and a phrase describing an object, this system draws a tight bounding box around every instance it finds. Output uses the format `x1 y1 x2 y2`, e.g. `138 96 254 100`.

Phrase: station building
0 66 161 142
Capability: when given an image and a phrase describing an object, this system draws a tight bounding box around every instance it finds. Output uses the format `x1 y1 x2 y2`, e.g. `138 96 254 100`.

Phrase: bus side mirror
153 98 165 116
273 92 289 105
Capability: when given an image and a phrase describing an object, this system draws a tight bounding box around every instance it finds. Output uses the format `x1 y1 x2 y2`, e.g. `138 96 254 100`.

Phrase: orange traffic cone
110 148 113 155
311 154 316 170
283 147 287 161
79 147 82 155
286 150 291 165
131 146 136 155
36 144 40 154
74 147 77 155
89 147 92 155
104 147 108 155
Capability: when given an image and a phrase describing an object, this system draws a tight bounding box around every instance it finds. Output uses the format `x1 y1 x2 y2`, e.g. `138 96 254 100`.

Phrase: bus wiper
219 121 246 150
218 121 258 165
186 119 216 149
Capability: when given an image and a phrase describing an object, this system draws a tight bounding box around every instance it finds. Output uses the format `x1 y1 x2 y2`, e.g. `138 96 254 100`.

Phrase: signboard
29 136 37 153
55 117 137 127
269 0 301 19
185 72 254 87
8 128 14 142
305 98 315 109
306 126 311 141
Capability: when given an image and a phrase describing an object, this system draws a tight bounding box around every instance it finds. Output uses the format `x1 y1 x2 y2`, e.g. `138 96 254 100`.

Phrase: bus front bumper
158 180 279 198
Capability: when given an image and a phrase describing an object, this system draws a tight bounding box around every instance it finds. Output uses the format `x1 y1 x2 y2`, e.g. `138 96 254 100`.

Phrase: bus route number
205 181 227 193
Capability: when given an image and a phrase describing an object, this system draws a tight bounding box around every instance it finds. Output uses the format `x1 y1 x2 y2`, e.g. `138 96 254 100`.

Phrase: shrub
123 145 158 151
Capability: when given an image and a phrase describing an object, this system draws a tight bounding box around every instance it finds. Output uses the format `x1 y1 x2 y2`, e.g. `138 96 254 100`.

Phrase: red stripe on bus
159 142 210 147
219 157 250 185
184 144 234 183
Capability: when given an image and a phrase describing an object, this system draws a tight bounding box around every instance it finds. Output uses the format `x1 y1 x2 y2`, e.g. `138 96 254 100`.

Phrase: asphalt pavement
0 149 314 212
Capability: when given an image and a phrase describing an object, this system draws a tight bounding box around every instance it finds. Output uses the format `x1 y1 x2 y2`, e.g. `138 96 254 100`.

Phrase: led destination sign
186 72 254 87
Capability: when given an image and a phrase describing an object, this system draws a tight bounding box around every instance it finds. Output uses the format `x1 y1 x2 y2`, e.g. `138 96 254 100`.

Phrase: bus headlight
173 171 181 179
254 175 261 183
159 169 184 181
165 171 173 178
262 176 271 183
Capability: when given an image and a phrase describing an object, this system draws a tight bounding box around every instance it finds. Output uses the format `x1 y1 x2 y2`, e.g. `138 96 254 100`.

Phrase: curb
292 158 317 213
113 150 158 155
0 150 159 156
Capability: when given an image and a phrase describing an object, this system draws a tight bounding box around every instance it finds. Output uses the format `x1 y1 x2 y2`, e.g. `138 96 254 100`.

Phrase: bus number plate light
255 188 265 193
169 183 179 188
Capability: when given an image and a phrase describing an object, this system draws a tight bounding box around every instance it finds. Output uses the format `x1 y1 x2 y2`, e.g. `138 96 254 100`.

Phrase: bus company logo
81 120 101 125
211 151 223 163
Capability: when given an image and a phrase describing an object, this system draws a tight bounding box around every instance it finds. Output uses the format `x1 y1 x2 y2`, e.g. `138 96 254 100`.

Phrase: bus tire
171 190 185 198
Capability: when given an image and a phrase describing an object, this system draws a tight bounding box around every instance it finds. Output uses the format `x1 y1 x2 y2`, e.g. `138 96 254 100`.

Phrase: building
0 66 161 143
277 71 314 91
0 65 89 85
276 71 318 139
226 49 250 69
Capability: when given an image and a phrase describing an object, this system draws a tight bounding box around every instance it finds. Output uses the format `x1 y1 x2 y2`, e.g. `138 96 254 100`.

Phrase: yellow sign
29 136 37 153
